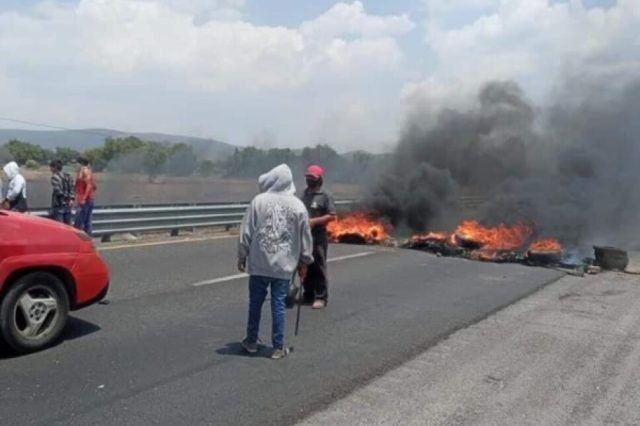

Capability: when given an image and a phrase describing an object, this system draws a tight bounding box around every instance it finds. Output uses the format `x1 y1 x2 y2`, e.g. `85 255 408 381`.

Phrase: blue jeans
246 275 289 349
74 200 94 235
51 206 72 225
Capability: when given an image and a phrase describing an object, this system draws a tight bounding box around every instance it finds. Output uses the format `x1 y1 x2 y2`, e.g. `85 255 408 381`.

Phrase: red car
0 210 109 353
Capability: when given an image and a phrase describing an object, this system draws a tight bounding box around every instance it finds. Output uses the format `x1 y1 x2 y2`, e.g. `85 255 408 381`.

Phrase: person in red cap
300 164 337 309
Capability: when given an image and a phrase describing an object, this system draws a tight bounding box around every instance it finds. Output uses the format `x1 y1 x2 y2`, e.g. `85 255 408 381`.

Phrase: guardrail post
170 229 179 237
101 234 112 243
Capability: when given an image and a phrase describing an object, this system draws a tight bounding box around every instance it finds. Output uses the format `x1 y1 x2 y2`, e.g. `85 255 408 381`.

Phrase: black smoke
366 81 537 232
366 163 457 232
366 75 640 250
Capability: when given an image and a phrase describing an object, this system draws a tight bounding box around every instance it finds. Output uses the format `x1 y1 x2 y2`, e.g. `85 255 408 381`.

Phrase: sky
0 0 635 152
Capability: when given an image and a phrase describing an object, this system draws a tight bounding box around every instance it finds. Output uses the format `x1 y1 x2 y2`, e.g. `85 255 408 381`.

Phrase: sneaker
271 347 290 360
312 300 326 309
241 338 259 354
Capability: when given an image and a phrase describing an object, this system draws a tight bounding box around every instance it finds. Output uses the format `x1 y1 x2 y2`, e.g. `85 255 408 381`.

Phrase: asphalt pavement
0 238 562 425
301 271 640 426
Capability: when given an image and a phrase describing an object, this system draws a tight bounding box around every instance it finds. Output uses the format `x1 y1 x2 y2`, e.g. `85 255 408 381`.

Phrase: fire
470 249 501 261
528 239 562 252
327 212 390 244
455 220 534 250
410 232 449 243
404 218 568 266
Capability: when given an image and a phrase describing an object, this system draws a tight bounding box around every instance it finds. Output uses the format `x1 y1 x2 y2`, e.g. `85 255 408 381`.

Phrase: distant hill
0 128 237 161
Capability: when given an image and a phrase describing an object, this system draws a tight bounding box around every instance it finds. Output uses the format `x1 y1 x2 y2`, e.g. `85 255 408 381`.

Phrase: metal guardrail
29 196 486 242
30 200 357 242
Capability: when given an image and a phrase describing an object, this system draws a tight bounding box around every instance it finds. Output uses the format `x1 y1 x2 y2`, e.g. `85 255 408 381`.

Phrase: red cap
305 164 324 178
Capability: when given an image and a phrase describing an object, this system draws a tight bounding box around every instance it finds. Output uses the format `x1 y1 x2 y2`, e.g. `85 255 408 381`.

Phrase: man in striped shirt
49 159 73 225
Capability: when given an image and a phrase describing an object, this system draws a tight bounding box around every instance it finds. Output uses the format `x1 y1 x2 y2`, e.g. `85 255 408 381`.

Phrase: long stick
294 273 303 336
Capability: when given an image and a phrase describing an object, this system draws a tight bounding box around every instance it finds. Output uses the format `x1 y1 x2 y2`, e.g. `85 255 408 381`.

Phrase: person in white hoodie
2 161 27 212
237 164 314 359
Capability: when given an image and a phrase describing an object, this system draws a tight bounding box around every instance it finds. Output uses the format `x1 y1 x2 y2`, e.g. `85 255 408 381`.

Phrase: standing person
2 161 28 212
237 164 314 360
74 156 96 235
49 160 74 224
301 164 337 309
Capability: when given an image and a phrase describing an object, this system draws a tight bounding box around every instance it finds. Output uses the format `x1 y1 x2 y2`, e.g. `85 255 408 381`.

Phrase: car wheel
0 272 69 353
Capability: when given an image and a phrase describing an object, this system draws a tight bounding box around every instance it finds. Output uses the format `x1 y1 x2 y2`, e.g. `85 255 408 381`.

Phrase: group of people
237 163 336 359
48 156 97 234
3 157 328 359
0 157 97 235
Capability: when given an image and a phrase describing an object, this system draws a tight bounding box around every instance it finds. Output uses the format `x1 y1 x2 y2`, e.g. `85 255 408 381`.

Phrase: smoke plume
367 74 640 250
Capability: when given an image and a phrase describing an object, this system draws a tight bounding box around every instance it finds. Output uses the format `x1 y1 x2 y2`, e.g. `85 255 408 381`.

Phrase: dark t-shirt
301 188 337 240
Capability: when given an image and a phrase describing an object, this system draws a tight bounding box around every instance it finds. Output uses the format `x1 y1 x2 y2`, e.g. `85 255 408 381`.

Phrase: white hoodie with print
238 164 314 280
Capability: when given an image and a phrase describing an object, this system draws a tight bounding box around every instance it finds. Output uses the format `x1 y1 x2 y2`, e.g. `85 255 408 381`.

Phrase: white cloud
315 96 397 153
321 37 403 72
10 0 638 153
0 1 415 150
74 1 307 90
407 0 640 114
0 0 413 92
135 0 246 22
301 1 414 40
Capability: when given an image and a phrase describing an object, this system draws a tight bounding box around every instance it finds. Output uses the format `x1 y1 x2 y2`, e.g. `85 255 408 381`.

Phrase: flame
410 232 449 243
406 218 565 264
454 220 534 250
327 212 390 243
528 239 562 252
470 249 501 261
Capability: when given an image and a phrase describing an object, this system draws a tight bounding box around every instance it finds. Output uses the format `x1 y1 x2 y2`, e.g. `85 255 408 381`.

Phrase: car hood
1 211 76 232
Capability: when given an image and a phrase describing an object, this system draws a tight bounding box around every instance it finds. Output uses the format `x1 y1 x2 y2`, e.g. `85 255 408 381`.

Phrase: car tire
0 272 69 353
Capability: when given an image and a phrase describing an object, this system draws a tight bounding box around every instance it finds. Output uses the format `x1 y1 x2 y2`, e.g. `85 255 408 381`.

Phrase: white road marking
99 235 235 251
192 273 248 287
191 251 375 287
326 252 374 262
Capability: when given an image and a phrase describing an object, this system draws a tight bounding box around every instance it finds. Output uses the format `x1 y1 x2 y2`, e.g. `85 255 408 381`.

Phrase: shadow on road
0 316 101 359
61 316 102 341
216 341 272 359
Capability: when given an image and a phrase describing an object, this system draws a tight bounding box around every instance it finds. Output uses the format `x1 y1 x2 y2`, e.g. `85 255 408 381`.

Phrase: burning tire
327 213 390 245
526 250 563 265
405 222 572 268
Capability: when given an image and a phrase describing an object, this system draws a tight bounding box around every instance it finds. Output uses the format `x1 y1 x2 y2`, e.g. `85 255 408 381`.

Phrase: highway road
0 237 562 425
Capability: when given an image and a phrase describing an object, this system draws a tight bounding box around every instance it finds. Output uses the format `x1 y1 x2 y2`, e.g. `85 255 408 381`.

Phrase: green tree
141 142 170 178
25 159 39 169
352 151 373 166
301 144 341 167
197 160 217 176
166 143 197 177
0 145 13 164
84 147 108 171
6 139 52 165
103 136 145 163
55 147 81 165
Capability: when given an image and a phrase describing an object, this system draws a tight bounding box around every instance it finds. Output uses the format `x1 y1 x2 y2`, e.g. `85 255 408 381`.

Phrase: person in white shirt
2 161 28 212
